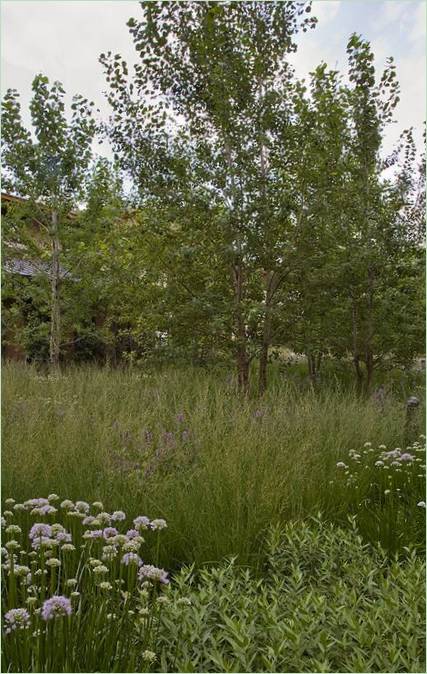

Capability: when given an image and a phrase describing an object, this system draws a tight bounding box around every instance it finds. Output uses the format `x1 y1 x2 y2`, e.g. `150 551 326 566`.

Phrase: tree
101 0 317 393
1 75 96 366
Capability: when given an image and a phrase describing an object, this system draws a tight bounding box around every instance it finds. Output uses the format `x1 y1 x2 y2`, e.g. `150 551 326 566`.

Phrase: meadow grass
2 362 425 567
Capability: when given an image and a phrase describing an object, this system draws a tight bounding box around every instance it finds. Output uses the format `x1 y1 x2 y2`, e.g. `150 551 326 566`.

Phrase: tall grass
2 362 425 567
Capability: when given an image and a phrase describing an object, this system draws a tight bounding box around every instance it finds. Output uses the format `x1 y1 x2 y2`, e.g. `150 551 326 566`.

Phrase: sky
1 0 426 160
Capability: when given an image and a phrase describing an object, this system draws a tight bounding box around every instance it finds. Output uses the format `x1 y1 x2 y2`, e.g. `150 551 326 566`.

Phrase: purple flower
83 516 96 526
134 516 150 530
83 529 104 540
4 608 30 634
29 523 52 540
121 553 142 566
103 527 118 539
400 453 414 462
138 564 169 585
55 531 72 543
24 498 49 511
41 596 72 621
126 529 140 539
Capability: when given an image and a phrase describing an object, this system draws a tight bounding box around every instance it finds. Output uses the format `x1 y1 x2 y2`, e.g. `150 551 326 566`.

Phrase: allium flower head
111 511 126 522
92 501 104 510
60 500 75 510
336 462 346 469
417 501 426 508
138 564 169 585
400 453 414 462
121 553 142 566
4 608 30 634
83 530 104 540
150 518 167 531
375 460 384 467
134 516 150 530
75 501 90 513
126 529 139 539
41 596 72 621
29 523 52 540
48 494 59 502
103 527 118 539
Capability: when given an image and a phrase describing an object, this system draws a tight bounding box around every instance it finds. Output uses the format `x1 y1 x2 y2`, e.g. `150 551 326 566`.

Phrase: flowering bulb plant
331 435 426 551
1 496 170 672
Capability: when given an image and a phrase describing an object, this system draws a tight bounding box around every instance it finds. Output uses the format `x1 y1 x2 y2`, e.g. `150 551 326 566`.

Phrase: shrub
157 518 426 673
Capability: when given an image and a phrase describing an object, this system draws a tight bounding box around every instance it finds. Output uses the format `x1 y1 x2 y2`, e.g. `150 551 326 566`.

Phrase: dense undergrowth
1 501 425 673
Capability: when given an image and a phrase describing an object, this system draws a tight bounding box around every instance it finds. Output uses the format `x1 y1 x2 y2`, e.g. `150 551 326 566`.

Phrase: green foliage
158 518 425 672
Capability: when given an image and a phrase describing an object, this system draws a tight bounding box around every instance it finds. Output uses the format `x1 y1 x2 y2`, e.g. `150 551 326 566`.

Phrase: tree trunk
49 210 61 368
233 262 249 395
258 272 273 396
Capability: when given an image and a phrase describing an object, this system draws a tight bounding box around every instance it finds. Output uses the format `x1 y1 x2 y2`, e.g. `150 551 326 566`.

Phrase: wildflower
103 527 118 539
24 498 49 510
6 525 22 536
378 444 387 450
46 558 61 568
102 546 118 561
26 597 37 607
110 534 128 546
67 511 85 519
83 530 104 540
126 529 140 539
61 544 76 552
92 501 104 510
99 581 113 591
121 553 142 566
142 650 156 664
12 564 31 577
123 540 141 553
1 517 6 528
83 516 96 526
336 462 347 469
13 504 25 512
71 592 80 598
417 501 426 508
48 494 59 502
4 608 30 634
3 511 13 518
111 511 126 522
55 531 72 544
5 498 15 506
400 453 414 462
150 519 167 531
66 579 78 587
375 461 384 467
75 501 90 513
93 565 109 575
97 512 111 525
41 596 72 620
134 516 150 530
139 607 150 616
363 442 372 447
138 564 169 585
6 540 20 551
384 490 391 495
29 523 52 541
60 500 74 510
89 558 103 567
